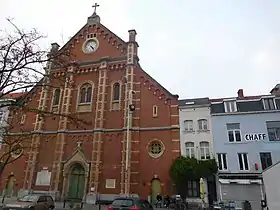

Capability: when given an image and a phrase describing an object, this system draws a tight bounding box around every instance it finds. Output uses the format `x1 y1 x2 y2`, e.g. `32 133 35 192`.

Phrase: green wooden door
151 179 162 203
68 164 85 199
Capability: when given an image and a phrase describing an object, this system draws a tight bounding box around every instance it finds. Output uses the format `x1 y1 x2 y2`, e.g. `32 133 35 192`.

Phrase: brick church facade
1 6 180 200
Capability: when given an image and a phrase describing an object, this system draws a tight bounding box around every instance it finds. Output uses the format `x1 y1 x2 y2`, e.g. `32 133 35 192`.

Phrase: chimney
270 84 280 96
128 29 137 42
237 89 244 98
49 43 60 56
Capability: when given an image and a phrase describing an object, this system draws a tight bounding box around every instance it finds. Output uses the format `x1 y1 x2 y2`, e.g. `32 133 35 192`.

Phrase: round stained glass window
148 140 165 158
11 144 23 158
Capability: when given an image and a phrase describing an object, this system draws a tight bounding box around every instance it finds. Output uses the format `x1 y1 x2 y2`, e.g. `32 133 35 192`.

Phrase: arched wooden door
68 163 85 199
151 179 162 203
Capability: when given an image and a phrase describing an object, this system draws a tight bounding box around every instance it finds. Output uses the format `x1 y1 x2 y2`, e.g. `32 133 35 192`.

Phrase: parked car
108 197 153 210
3 194 55 210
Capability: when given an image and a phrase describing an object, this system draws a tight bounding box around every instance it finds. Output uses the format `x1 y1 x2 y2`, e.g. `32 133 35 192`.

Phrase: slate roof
5 92 26 99
179 97 210 107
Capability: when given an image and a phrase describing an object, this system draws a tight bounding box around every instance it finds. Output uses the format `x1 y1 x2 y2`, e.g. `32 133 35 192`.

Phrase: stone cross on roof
92 2 100 14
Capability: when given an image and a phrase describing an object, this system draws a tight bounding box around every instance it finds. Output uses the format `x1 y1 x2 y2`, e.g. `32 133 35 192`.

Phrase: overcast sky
1 0 280 99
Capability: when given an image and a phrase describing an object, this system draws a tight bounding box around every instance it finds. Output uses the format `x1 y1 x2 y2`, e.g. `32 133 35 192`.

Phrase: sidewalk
0 198 193 210
0 197 109 210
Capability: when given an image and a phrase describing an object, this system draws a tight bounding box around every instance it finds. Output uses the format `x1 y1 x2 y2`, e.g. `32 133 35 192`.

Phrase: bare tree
0 19 87 177
0 18 74 99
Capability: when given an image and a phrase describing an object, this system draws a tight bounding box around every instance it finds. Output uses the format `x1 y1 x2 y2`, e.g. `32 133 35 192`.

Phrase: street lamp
124 89 135 195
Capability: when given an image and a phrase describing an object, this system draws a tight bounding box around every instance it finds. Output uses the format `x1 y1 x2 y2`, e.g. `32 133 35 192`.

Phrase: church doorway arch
6 175 15 197
67 163 85 199
151 178 162 203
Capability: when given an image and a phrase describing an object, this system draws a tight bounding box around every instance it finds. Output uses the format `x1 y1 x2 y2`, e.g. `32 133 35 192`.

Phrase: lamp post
124 90 135 195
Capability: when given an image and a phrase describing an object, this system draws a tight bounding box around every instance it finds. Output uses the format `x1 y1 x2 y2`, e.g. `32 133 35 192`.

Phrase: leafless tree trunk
0 19 87 178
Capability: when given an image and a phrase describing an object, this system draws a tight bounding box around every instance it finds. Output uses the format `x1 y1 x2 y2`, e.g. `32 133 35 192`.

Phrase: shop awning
219 178 262 184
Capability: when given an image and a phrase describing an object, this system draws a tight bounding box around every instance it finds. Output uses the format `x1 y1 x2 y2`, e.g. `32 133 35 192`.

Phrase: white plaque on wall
35 170 52 186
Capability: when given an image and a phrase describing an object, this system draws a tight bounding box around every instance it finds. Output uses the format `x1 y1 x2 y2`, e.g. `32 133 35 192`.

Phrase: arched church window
11 143 23 159
79 83 92 104
77 82 93 113
111 82 121 110
53 89 61 106
113 83 120 101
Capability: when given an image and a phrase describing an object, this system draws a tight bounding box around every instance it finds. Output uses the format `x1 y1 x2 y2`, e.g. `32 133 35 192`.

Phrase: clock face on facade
83 39 98 53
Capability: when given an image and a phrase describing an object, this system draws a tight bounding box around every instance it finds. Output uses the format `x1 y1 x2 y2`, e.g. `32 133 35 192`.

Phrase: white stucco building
178 97 216 203
179 97 213 160
0 93 24 147
262 161 280 210
0 99 11 146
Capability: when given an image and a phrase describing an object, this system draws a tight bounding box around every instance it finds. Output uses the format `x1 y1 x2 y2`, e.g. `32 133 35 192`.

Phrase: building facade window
77 83 93 112
183 120 193 132
263 98 276 110
111 82 121 110
148 140 165 158
238 153 249 171
217 153 228 171
200 141 210 160
224 100 237 112
52 89 61 112
79 83 92 104
11 143 23 159
260 152 272 170
185 142 195 158
53 89 61 106
105 179 116 189
226 123 241 142
266 121 280 141
187 181 199 197
112 83 120 101
198 119 208 131
152 105 158 117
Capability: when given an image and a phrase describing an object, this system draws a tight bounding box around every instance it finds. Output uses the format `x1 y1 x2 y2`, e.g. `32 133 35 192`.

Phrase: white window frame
238 153 249 171
227 123 242 142
262 98 276 110
224 100 237 112
217 153 228 171
227 129 241 142
105 179 116 189
198 119 208 131
200 142 210 160
184 120 193 132
185 142 195 158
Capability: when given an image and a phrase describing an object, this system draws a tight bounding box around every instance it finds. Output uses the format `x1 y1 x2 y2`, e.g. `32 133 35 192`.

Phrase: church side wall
0 88 41 193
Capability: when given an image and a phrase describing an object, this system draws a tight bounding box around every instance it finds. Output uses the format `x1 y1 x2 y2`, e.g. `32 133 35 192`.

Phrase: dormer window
224 100 237 113
263 98 276 110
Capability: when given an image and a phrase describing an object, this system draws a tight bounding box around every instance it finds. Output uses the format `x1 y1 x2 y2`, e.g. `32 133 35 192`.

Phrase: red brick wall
1 23 180 198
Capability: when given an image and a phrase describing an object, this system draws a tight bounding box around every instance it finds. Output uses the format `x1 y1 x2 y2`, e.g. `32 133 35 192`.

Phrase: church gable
58 11 127 64
137 67 179 104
